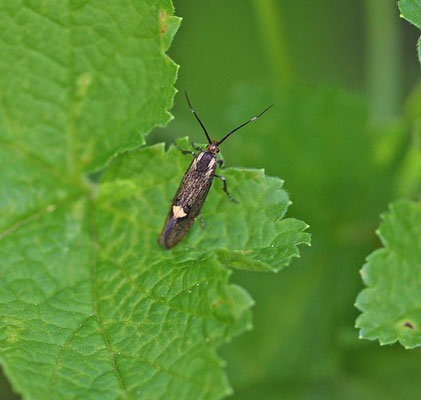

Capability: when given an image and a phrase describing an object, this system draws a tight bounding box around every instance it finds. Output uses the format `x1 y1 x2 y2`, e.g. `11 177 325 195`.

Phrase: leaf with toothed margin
0 137 309 400
0 0 181 230
100 137 311 273
0 1 310 398
92 138 309 396
355 199 421 349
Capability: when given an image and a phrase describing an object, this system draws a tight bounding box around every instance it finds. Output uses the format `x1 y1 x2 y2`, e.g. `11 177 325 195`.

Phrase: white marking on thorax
172 205 187 219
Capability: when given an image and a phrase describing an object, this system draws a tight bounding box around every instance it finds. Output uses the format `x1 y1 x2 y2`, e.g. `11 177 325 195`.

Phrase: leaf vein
89 201 129 398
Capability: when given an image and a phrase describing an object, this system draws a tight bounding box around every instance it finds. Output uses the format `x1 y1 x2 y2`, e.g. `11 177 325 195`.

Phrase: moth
158 92 272 249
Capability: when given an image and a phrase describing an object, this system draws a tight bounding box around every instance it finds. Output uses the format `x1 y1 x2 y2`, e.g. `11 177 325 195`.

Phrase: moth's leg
175 142 196 157
217 158 225 169
199 212 206 229
214 174 238 203
190 141 203 152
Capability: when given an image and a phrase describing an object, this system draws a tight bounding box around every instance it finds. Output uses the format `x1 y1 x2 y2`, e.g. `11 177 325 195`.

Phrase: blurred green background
2 1 421 399
150 1 421 399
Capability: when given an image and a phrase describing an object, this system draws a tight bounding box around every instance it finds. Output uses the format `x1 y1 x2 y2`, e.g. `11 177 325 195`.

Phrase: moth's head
206 140 220 155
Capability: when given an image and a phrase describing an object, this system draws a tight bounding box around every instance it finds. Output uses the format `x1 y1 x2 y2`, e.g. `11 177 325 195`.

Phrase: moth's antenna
185 91 212 144
217 104 273 145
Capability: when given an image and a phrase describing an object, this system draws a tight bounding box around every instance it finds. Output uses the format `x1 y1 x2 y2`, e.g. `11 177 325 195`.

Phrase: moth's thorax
194 151 217 172
206 141 220 155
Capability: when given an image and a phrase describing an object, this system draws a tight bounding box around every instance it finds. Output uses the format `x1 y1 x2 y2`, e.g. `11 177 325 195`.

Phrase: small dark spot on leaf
403 321 415 329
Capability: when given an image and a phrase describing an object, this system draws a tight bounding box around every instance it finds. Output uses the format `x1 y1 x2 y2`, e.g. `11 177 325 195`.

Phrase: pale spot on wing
172 205 187 218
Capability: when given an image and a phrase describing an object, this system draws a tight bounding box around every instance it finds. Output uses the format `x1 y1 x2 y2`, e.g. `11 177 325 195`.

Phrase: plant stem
365 0 401 123
251 0 294 84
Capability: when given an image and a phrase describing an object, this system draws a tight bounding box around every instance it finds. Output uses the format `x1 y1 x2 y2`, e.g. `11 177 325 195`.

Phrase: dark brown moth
158 92 272 249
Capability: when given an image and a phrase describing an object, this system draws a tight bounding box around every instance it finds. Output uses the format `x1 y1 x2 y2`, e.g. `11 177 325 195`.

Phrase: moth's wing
158 178 212 249
158 211 196 249
158 152 218 249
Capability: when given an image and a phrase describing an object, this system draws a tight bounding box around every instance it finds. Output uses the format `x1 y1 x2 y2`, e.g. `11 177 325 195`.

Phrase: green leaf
0 0 180 229
0 0 180 175
399 0 421 28
356 199 421 349
399 0 421 62
1 195 253 399
0 3 310 399
0 139 309 399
